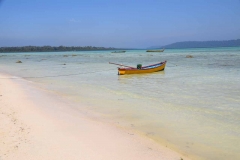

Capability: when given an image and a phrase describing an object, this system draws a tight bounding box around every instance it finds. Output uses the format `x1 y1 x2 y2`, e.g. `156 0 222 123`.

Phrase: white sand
0 73 190 160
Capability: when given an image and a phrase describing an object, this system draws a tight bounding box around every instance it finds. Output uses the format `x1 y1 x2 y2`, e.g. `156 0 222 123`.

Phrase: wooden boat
111 51 126 53
146 49 164 52
109 61 167 75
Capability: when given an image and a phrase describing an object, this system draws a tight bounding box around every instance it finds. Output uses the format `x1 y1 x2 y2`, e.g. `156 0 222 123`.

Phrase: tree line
0 46 116 53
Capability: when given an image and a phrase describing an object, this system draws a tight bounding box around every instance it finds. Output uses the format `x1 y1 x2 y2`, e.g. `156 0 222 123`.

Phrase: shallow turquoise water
0 47 240 160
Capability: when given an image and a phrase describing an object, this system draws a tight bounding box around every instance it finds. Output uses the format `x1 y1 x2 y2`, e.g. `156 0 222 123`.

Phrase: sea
0 47 240 160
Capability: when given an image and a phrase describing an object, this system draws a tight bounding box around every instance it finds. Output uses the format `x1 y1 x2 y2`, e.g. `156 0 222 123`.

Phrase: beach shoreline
0 72 190 160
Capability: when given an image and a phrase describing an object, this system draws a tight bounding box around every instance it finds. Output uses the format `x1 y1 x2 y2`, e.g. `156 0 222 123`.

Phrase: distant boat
109 61 167 75
111 51 126 53
146 49 164 52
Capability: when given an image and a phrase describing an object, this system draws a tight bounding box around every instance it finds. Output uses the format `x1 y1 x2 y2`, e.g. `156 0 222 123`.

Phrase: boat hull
118 61 166 75
111 51 126 53
146 49 164 52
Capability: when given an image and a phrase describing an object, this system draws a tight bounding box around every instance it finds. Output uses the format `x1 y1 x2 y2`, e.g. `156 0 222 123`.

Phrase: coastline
0 72 190 160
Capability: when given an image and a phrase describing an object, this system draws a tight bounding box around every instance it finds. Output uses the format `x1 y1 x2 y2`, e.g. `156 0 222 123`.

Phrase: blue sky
0 0 240 48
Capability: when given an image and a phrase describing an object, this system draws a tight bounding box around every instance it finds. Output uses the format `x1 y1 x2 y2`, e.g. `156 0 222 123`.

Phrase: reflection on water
0 48 240 160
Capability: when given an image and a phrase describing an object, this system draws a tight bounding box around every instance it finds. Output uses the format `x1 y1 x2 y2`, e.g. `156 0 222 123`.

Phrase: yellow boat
117 61 167 75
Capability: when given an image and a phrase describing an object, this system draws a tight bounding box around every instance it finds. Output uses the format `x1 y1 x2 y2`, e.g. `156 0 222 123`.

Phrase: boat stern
118 68 126 75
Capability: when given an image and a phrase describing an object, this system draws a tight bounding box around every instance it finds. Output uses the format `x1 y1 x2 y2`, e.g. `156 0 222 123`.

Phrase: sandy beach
0 73 190 160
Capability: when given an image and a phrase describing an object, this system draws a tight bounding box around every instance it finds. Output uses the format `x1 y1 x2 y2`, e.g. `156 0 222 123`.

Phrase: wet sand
0 73 190 160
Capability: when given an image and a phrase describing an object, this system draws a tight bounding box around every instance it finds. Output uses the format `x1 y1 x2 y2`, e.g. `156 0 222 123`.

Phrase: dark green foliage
0 45 115 53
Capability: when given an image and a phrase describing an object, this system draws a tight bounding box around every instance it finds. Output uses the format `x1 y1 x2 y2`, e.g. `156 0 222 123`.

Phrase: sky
0 0 240 48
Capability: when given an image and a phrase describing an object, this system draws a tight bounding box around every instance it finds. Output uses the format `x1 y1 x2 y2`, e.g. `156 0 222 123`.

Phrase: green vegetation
0 45 115 53
162 39 240 49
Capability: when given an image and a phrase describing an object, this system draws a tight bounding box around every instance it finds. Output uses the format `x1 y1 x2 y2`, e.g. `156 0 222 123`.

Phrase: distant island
0 46 116 53
160 39 240 49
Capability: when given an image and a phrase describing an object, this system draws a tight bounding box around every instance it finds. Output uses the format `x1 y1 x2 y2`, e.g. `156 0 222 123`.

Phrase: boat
146 49 164 52
109 61 167 75
111 51 126 53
